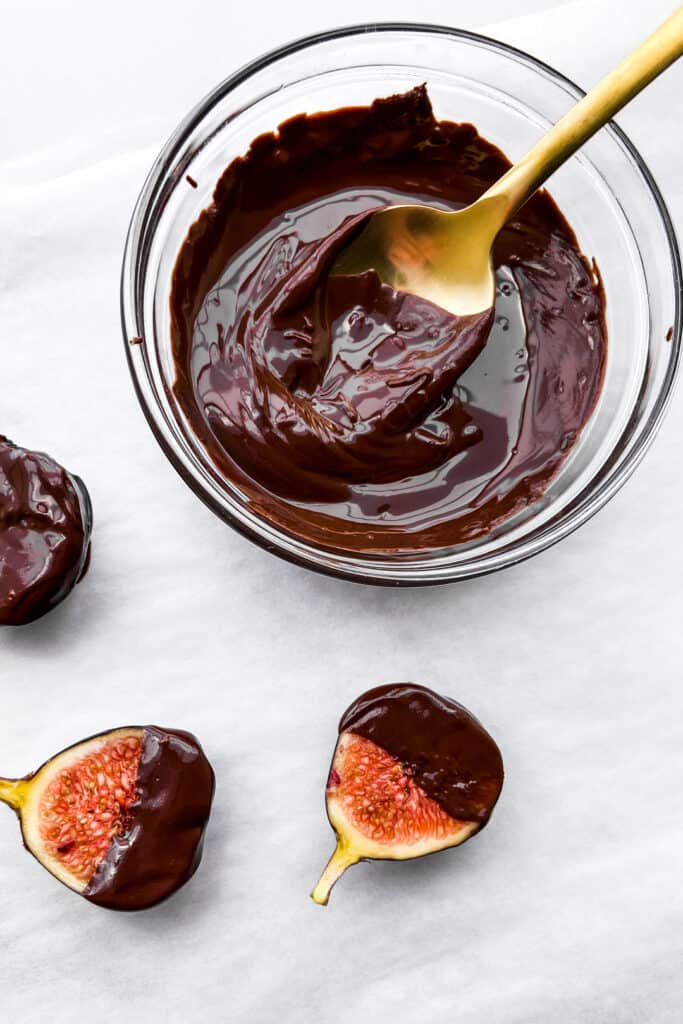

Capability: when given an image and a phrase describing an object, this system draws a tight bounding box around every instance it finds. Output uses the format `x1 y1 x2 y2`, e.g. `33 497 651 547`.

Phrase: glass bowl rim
121 21 683 587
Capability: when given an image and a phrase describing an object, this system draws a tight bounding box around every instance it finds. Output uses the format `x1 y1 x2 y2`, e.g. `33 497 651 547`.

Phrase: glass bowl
121 24 681 585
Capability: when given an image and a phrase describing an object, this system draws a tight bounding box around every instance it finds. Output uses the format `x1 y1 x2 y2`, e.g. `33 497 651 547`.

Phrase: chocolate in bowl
122 26 681 584
170 85 606 553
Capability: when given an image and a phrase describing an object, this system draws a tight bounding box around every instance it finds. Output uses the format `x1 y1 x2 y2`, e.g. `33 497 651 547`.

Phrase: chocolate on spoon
0 726 215 910
311 684 503 905
0 436 92 625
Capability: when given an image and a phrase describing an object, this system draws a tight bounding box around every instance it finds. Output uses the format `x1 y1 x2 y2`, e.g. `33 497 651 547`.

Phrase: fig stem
310 842 360 906
0 778 27 811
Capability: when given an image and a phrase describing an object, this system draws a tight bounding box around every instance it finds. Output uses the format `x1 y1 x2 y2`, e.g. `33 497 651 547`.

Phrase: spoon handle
482 5 683 225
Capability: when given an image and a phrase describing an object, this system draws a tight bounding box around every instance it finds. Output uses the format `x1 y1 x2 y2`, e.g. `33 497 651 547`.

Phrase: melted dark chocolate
0 436 92 625
339 684 503 825
84 727 215 911
171 86 606 552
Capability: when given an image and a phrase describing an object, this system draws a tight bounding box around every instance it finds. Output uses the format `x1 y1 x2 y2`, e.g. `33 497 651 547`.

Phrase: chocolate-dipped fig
0 726 215 910
0 436 92 625
311 684 503 905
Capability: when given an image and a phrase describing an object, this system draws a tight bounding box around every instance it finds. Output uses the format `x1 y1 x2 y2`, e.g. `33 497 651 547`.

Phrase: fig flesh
311 684 503 905
0 726 215 910
0 436 92 625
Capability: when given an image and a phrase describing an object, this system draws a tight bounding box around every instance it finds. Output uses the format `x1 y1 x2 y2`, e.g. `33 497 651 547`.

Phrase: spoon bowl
332 200 501 316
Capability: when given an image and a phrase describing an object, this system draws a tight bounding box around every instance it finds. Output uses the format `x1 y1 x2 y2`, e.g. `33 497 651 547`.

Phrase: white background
1 1 682 1021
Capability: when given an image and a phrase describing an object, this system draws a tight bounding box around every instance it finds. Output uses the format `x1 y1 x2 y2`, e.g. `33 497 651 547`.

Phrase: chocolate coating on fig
0 436 92 625
84 727 215 911
339 684 503 825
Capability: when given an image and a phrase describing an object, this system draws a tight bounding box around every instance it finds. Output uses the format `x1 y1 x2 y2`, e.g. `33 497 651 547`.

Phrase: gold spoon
332 7 683 316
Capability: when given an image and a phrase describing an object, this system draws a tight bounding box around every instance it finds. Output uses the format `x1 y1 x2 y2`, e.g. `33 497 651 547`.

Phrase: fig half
0 725 215 910
311 684 503 905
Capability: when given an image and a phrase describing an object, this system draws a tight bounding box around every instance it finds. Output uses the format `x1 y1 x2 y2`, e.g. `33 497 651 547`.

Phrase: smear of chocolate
85 727 215 911
0 437 92 625
339 683 503 826
171 85 607 552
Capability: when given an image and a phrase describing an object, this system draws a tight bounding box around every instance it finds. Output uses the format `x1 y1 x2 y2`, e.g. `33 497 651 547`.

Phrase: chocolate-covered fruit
0 726 215 910
0 436 92 625
311 684 503 905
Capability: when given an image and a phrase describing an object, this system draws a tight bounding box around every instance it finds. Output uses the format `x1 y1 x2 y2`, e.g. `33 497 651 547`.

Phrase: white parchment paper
1 1 682 1021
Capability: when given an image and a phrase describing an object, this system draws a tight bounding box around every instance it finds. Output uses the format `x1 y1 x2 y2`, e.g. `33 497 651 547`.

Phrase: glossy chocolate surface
0 436 92 625
171 86 606 552
85 727 215 911
339 683 503 825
